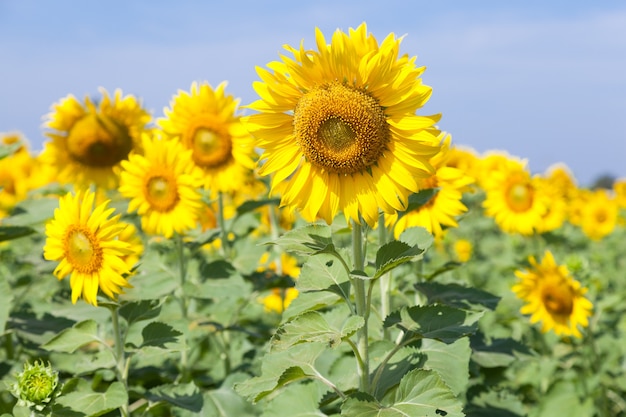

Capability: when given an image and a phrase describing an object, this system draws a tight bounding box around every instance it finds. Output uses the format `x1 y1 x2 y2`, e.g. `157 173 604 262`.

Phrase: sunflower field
1 23 626 417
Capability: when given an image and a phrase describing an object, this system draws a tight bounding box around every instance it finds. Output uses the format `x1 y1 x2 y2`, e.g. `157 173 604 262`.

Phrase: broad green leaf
465 390 526 417
3 197 60 226
0 225 36 242
535 380 594 417
51 350 116 375
374 240 423 279
269 224 334 256
297 253 351 302
118 299 162 326
282 290 343 322
470 335 533 368
398 226 434 252
235 342 327 402
342 369 465 417
203 386 258 417
261 382 328 417
0 271 13 333
42 320 102 353
397 189 439 219
54 380 128 417
236 197 281 216
144 382 203 412
371 343 423 399
415 282 501 311
421 338 471 396
384 305 477 343
272 311 363 351
138 321 182 349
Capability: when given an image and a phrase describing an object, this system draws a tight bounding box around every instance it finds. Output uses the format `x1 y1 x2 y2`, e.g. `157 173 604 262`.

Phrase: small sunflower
119 132 204 238
159 82 257 194
388 136 474 238
245 23 442 226
43 190 136 306
482 162 550 235
613 178 626 209
578 189 618 240
42 88 151 189
512 250 592 338
453 239 473 263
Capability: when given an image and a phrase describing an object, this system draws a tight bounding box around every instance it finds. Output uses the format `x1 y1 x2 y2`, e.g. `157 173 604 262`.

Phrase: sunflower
43 190 136 306
613 178 626 209
388 135 474 238
512 250 592 338
42 88 151 189
482 162 550 235
453 239 473 263
119 132 204 238
578 189 618 240
244 23 442 226
159 82 257 194
0 146 34 218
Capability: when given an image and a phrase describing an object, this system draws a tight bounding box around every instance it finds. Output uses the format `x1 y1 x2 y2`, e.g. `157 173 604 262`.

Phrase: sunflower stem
352 220 370 393
378 213 391 340
175 234 191 382
109 305 129 417
217 191 229 258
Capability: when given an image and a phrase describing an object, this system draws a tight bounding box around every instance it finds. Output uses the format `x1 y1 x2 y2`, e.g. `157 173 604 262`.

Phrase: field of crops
1 23 625 417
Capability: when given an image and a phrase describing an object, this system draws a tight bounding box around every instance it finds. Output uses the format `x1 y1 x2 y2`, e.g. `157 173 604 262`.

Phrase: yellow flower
453 239 473 263
613 178 626 209
41 88 151 189
262 287 299 314
119 133 204 238
512 250 592 338
118 222 144 271
579 189 618 240
0 148 33 218
159 82 257 194
388 136 474 238
43 190 136 306
245 23 442 226
482 163 550 235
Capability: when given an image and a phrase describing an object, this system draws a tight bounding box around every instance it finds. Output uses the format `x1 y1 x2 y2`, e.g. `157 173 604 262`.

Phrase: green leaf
118 299 162 326
421 338 471 396
54 380 128 417
262 382 328 417
370 342 423 399
235 342 327 402
398 226 434 251
384 305 477 343
282 290 343 322
0 271 13 333
3 197 59 226
415 282 501 311
535 380 594 417
297 253 351 302
236 197 281 216
269 224 335 256
374 240 423 279
272 311 363 351
470 334 534 368
0 225 36 242
144 382 203 412
51 350 116 375
343 369 465 417
42 320 101 353
398 189 439 218
138 321 182 349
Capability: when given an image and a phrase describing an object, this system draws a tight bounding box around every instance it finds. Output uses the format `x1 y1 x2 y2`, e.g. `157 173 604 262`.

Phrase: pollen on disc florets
294 82 390 175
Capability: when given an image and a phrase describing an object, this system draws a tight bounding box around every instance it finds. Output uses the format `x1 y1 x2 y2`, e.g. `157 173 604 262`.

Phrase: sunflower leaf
53 379 128 417
415 282 501 311
41 319 101 353
374 240 424 279
0 225 36 242
268 224 334 256
384 305 478 344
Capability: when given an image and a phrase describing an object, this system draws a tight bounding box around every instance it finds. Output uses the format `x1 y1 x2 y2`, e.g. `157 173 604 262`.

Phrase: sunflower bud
10 360 60 410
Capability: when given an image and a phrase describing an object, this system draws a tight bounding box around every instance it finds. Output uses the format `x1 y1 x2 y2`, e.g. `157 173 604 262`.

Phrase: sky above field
1 0 625 186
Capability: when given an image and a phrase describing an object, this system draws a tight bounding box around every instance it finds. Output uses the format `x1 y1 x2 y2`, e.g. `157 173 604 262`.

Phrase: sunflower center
145 173 179 212
66 114 133 168
191 127 232 168
594 208 607 223
0 175 16 195
541 280 574 317
65 227 102 274
506 182 533 212
294 82 390 174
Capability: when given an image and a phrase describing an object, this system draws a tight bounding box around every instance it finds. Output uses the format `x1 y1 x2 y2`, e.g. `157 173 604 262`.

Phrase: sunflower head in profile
512 250 593 339
158 82 257 194
119 132 204 238
42 88 151 189
244 23 443 227
43 189 137 306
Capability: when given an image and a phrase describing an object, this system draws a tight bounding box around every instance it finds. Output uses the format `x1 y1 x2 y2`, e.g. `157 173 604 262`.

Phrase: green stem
217 191 229 258
175 234 191 382
352 220 370 393
109 305 129 417
378 213 391 340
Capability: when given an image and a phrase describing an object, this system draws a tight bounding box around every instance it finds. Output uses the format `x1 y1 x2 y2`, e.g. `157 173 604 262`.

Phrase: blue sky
1 0 625 186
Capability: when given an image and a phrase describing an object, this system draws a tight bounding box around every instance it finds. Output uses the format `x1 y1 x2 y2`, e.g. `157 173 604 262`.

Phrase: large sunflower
43 190 136 306
512 250 592 338
244 23 442 226
158 82 257 194
42 88 151 189
119 132 204 238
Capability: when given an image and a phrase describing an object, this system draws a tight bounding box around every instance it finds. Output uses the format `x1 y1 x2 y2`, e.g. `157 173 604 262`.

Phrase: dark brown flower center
66 114 133 167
